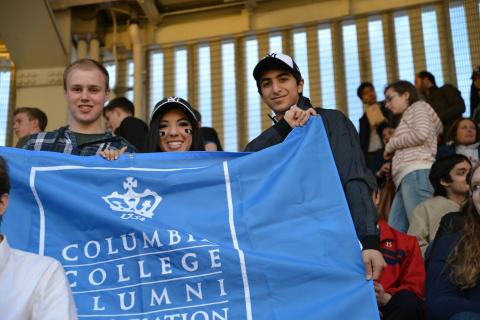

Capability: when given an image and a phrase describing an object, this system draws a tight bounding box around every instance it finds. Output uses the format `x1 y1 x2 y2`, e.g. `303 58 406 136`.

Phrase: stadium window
317 25 336 109
149 50 164 115
198 44 212 127
0 66 10 146
221 40 238 151
174 47 188 100
421 6 444 85
104 62 116 93
368 16 388 93
292 29 310 98
245 37 261 141
126 60 134 102
269 33 282 54
342 20 362 127
449 1 472 115
394 11 415 83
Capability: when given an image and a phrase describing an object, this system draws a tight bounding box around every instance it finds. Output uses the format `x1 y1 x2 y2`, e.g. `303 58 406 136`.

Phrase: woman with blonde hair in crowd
383 80 443 232
426 164 480 320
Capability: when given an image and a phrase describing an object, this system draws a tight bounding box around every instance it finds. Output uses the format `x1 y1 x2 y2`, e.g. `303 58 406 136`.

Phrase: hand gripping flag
1 117 379 319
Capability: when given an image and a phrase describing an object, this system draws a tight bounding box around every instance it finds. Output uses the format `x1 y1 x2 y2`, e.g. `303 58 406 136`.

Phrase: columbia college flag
1 118 379 319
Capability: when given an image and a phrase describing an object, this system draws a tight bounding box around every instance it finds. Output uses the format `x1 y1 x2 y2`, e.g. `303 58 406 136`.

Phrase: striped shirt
385 101 443 186
23 126 136 156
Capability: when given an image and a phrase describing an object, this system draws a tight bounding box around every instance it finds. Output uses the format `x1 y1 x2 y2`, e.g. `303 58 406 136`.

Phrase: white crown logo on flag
102 177 162 221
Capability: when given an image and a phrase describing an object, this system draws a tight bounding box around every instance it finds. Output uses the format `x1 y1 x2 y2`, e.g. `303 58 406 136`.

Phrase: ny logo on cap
167 96 180 103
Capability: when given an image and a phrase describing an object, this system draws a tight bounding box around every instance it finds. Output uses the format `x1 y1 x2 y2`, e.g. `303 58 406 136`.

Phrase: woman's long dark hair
145 106 204 152
448 165 480 289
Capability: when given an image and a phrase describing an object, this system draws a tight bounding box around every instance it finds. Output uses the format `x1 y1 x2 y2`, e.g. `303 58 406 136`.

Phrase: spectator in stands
375 123 396 220
13 107 47 148
415 70 465 136
103 97 148 152
408 154 471 257
0 156 77 319
377 219 426 320
200 127 223 151
470 66 480 119
357 82 397 174
191 108 223 151
384 80 443 232
145 96 204 152
245 52 386 281
22 59 134 160
367 173 426 320
425 164 480 320
437 118 480 166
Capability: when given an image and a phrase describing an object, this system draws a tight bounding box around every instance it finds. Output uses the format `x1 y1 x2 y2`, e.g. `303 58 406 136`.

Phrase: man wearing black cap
245 52 386 281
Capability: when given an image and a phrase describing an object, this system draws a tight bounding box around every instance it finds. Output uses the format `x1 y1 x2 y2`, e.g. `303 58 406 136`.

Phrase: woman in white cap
145 96 205 152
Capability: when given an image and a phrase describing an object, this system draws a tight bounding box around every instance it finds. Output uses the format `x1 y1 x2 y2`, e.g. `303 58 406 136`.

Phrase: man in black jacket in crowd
357 82 397 174
245 52 386 281
103 97 148 152
415 70 465 136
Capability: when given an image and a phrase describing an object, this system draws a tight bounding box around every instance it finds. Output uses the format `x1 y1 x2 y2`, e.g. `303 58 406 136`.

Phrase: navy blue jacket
426 233 480 319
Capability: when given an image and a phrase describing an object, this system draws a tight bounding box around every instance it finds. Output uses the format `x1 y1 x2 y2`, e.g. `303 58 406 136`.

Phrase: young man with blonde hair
23 59 134 158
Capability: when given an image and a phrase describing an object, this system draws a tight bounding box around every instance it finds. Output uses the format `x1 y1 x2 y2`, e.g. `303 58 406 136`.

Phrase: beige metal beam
49 0 121 10
137 0 162 25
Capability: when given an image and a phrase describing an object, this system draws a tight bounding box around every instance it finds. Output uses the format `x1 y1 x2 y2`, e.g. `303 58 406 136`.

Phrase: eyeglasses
385 93 399 103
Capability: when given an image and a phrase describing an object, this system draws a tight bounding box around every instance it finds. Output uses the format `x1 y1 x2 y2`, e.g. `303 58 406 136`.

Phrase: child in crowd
383 80 443 232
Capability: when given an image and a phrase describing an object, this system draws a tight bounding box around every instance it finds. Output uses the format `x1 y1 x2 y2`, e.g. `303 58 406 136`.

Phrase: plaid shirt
23 126 136 156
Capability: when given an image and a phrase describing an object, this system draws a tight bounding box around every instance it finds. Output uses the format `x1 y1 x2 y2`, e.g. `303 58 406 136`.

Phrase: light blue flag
1 117 379 319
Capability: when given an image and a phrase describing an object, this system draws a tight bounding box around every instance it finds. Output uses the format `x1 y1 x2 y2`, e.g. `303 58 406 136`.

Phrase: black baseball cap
253 53 302 83
150 96 197 122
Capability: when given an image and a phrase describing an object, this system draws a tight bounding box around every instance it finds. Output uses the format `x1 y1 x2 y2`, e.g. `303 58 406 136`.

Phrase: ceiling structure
50 0 259 28
45 0 264 55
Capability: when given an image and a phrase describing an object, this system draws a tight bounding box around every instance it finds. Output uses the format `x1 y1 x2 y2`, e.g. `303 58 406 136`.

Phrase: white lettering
106 237 119 255
217 279 226 296
143 230 163 249
181 253 198 272
118 291 135 310
138 260 152 278
209 249 221 268
65 270 77 288
169 230 181 245
117 264 131 282
121 232 137 251
84 241 101 259
89 268 106 286
186 283 203 302
93 296 105 311
150 287 172 306
212 308 229 320
62 244 78 261
159 257 172 274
